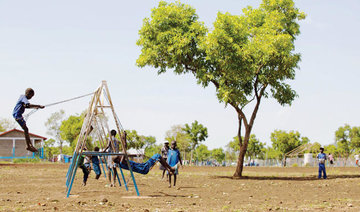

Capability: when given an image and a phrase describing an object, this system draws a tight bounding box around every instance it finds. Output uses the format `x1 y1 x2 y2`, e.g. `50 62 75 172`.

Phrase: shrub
13 157 41 163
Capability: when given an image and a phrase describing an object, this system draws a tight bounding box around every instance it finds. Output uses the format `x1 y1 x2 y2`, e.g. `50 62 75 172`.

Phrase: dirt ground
1 164 360 211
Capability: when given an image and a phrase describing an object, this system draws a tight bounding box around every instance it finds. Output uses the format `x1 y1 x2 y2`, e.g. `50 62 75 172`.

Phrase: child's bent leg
81 166 89 186
17 120 38 152
157 155 175 174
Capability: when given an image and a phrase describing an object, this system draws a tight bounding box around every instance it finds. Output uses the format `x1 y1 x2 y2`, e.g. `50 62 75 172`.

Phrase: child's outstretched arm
27 104 45 109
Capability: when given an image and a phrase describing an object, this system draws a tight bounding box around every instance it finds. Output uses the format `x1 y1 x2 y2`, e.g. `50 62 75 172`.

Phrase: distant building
0 129 46 160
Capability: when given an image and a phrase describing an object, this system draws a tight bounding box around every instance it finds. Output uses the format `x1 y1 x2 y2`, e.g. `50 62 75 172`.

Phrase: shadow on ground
211 174 360 181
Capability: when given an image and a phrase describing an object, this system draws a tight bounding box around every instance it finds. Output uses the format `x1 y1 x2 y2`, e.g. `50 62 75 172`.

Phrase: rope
44 92 94 107
24 92 94 121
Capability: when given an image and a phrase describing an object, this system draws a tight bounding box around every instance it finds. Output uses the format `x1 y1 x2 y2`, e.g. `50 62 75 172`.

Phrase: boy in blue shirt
13 88 45 152
167 141 183 188
317 147 327 179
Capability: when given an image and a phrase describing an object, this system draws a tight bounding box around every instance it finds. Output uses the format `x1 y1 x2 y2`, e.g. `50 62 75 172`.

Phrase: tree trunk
60 141 63 155
190 150 193 166
233 131 250 177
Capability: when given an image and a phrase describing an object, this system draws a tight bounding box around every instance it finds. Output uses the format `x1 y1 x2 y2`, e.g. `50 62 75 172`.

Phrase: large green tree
182 120 208 164
137 0 305 177
45 110 66 154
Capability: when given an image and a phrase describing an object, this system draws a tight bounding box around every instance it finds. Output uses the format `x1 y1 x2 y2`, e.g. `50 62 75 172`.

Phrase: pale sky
1 0 359 150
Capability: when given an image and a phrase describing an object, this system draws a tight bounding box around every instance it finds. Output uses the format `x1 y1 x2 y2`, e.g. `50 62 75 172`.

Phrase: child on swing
12 88 45 152
112 131 175 175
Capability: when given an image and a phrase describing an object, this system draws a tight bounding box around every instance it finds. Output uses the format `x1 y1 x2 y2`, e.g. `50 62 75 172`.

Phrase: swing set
26 81 142 197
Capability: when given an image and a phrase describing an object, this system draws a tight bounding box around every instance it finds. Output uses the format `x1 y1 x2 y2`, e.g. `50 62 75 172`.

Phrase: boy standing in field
13 88 45 152
91 147 102 179
317 147 327 179
167 141 183 188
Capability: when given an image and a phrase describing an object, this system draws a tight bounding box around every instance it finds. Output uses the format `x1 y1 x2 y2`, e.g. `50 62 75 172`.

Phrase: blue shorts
92 163 101 175
15 117 26 128
119 153 161 175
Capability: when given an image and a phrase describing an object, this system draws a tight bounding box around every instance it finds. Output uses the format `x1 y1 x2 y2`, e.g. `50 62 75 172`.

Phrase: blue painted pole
66 152 76 179
129 167 140 196
100 156 107 178
66 154 80 198
115 168 122 187
66 152 78 187
118 166 128 191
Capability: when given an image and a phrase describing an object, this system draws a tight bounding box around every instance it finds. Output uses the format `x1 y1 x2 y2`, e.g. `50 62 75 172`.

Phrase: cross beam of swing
81 151 143 157
65 81 140 198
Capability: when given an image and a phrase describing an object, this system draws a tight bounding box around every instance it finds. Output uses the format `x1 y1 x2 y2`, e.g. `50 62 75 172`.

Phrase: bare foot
168 185 171 188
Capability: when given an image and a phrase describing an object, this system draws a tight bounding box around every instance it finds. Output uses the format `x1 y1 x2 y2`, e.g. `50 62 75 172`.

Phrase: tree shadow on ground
211 174 360 181
148 192 188 198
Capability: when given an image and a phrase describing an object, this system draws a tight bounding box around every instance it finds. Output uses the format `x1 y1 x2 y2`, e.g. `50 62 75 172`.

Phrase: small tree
126 129 158 158
59 112 92 152
0 118 16 132
43 138 56 160
228 134 265 161
195 144 210 162
165 124 191 160
137 0 305 177
182 120 208 164
265 147 282 160
324 144 338 158
211 148 225 164
271 130 309 161
45 110 66 154
335 124 360 160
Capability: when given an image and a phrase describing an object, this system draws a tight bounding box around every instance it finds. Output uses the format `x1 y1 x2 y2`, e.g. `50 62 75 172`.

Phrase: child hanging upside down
13 88 45 152
113 153 175 175
112 130 175 175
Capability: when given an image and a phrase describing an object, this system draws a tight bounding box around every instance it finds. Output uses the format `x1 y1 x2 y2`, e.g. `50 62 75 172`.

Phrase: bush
12 157 41 163
291 163 298 167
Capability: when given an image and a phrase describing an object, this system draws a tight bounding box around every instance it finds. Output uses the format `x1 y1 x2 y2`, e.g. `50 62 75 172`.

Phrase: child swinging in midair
13 88 45 152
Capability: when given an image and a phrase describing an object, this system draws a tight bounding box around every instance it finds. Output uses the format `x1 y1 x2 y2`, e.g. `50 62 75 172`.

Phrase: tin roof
0 128 47 140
